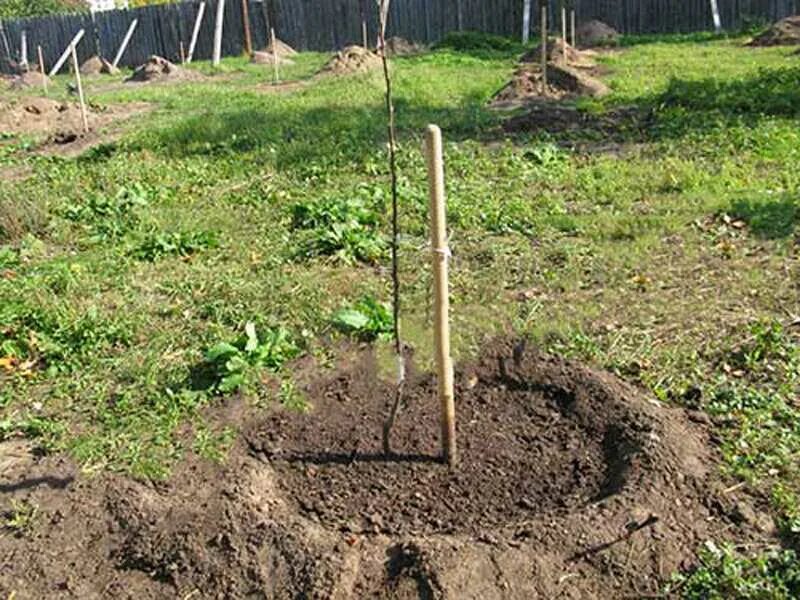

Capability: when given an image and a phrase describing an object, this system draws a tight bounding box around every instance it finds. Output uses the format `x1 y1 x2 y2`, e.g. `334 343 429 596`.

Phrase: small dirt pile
0 97 87 135
251 51 295 66
318 45 382 75
80 55 120 75
0 341 766 598
748 15 800 46
576 19 620 48
126 55 201 83
385 36 424 56
491 64 610 108
522 38 596 68
264 37 297 57
5 71 51 90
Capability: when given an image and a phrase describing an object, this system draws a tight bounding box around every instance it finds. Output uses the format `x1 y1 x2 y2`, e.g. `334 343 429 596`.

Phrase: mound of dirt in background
318 45 382 75
0 97 87 135
576 19 620 48
125 55 201 83
251 50 295 66
385 36 424 56
491 64 610 108
0 340 762 598
264 37 298 57
5 71 51 90
748 15 800 46
80 55 120 75
522 38 597 68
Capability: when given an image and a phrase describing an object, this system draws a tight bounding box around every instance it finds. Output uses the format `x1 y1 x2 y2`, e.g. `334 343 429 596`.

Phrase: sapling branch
376 0 405 456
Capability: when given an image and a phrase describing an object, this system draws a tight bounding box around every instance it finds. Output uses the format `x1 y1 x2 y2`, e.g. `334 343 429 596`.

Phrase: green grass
1 34 799 593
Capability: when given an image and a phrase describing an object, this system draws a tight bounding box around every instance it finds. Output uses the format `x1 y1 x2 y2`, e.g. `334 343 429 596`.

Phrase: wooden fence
1 0 799 74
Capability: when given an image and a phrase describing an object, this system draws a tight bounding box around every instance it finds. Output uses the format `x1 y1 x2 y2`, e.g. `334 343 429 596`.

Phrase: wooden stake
50 29 84 76
180 40 186 64
540 5 547 93
20 30 28 69
522 0 531 44
425 124 456 469
187 2 206 63
70 44 89 134
270 27 279 83
241 0 252 56
213 0 225 66
113 18 138 68
570 9 576 48
710 0 722 32
362 18 368 50
561 5 567 65
37 45 47 95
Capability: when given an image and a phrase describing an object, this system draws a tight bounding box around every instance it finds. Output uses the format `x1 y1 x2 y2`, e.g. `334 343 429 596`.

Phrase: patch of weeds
434 31 523 58
668 542 800 599
2 500 38 537
193 423 235 462
0 246 19 270
61 184 151 242
725 319 799 385
290 195 386 264
204 323 300 394
278 377 309 413
133 230 219 261
772 485 800 547
0 415 65 449
331 295 393 341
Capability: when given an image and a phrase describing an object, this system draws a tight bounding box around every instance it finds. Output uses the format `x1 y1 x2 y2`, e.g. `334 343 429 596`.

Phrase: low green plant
434 31 523 57
2 499 38 536
290 195 386 264
204 323 300 393
62 184 151 242
669 543 800 599
133 230 219 261
192 423 235 462
331 295 393 341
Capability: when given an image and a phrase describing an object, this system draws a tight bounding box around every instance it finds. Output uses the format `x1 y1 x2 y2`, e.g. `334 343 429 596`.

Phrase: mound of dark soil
126 55 201 83
748 15 800 46
319 45 382 75
251 50 295 66
0 341 770 598
521 38 596 68
5 71 51 90
0 97 84 135
80 55 120 75
576 19 620 48
385 36 424 56
491 64 610 108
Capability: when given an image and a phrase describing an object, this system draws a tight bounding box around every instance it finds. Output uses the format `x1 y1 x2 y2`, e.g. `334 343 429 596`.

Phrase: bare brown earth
80 55 120 76
0 340 771 599
576 20 621 48
0 97 151 158
126 55 204 83
264 38 298 57
748 15 800 46
319 45 383 76
4 71 52 91
385 37 424 56
521 39 597 69
251 51 295 66
490 64 610 109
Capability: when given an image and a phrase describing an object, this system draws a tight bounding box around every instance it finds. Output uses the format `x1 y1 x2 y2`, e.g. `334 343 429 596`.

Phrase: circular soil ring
252 340 689 536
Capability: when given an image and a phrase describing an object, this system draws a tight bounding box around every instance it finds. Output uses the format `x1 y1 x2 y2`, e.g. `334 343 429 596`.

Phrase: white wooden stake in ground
113 18 138 68
710 0 722 32
540 5 547 92
425 124 457 468
37 45 47 94
362 18 368 50
571 9 576 47
20 30 28 69
187 2 206 63
70 43 89 134
270 27 279 83
522 0 531 44
561 6 567 65
213 0 225 66
49 29 84 76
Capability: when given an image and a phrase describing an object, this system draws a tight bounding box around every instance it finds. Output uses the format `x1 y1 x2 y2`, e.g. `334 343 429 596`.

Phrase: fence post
540 4 547 91
20 30 28 69
522 0 532 44
112 18 138 68
70 43 89 133
710 0 722 32
213 0 225 66
187 2 206 63
50 29 85 76
241 0 253 55
38 45 47 94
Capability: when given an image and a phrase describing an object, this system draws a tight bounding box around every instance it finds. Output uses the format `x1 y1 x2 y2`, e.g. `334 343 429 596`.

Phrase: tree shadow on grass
730 196 799 239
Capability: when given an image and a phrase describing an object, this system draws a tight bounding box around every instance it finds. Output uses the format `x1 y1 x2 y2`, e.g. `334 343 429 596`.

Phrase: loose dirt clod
576 19 620 48
491 64 610 108
5 71 51 90
319 45 383 75
251 51 295 66
80 55 120 75
385 36 424 56
126 55 202 83
0 341 760 598
748 15 800 46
